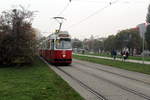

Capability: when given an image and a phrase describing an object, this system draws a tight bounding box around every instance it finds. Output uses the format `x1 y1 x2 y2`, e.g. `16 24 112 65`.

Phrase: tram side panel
53 50 72 63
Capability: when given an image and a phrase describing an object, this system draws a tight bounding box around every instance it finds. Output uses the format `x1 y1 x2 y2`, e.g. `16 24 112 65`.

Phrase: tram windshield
55 38 72 49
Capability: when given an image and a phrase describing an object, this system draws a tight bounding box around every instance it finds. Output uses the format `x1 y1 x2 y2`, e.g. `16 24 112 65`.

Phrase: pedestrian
125 51 129 59
111 49 117 60
122 51 129 61
120 50 125 61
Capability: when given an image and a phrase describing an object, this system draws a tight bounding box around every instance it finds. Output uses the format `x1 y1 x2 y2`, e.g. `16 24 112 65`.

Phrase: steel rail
55 66 108 100
73 65 150 100
74 61 150 86
39 56 108 100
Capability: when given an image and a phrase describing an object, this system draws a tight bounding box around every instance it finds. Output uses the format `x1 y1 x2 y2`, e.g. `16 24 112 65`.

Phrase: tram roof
47 31 70 40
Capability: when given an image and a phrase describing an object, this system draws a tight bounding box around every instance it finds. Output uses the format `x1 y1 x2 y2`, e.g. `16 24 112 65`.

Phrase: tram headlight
62 54 66 58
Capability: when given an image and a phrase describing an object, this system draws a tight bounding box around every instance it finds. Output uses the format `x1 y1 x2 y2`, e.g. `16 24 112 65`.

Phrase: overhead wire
57 0 72 16
48 0 72 33
73 0 111 4
67 0 120 28
73 0 144 4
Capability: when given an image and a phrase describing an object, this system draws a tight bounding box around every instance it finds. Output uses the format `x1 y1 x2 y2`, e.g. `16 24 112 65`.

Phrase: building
137 23 147 38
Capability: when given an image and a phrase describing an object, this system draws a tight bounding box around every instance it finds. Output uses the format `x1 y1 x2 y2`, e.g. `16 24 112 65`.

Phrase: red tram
39 31 72 64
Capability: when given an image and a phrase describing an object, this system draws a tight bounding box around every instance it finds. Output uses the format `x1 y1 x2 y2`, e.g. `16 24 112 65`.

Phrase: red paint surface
41 49 72 64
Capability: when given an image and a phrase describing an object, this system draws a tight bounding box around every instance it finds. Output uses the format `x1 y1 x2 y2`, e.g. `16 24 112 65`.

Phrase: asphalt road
46 59 150 100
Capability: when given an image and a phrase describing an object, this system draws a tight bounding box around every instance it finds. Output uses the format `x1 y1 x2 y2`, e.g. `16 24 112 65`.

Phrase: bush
0 7 37 65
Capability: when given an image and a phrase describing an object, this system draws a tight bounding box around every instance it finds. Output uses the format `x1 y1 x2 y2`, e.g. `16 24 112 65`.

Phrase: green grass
128 56 150 61
0 57 84 100
80 53 150 61
73 54 150 75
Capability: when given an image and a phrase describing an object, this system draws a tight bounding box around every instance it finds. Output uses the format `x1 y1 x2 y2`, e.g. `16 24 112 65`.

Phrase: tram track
55 66 108 100
72 64 150 100
40 56 150 100
39 57 107 100
74 60 150 86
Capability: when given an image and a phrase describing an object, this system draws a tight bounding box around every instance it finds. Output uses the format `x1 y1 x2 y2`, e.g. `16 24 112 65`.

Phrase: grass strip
0 57 84 100
73 54 150 75
81 53 150 61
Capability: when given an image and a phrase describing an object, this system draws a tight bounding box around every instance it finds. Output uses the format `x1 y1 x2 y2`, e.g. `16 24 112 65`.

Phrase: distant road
47 59 150 100
74 53 150 65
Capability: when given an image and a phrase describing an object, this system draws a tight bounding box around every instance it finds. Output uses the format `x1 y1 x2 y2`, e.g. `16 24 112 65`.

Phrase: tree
0 6 37 65
145 25 150 50
146 4 150 23
146 4 150 50
93 39 102 53
128 29 142 55
115 29 142 55
72 38 83 49
104 35 116 52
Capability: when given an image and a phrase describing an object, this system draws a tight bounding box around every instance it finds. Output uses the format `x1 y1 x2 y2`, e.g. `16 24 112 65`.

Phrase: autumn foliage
0 7 37 65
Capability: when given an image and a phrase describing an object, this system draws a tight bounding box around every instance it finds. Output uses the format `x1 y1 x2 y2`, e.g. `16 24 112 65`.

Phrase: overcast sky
0 0 149 39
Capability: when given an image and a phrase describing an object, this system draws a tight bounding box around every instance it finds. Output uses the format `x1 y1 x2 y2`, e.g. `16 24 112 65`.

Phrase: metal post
138 23 146 64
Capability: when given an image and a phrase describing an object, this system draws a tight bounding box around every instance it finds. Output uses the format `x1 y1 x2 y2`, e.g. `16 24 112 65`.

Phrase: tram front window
56 39 71 49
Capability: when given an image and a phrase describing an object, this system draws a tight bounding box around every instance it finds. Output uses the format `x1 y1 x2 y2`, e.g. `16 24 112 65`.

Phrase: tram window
51 40 54 50
55 38 71 49
44 42 46 49
56 39 61 48
47 40 50 49
49 41 51 49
